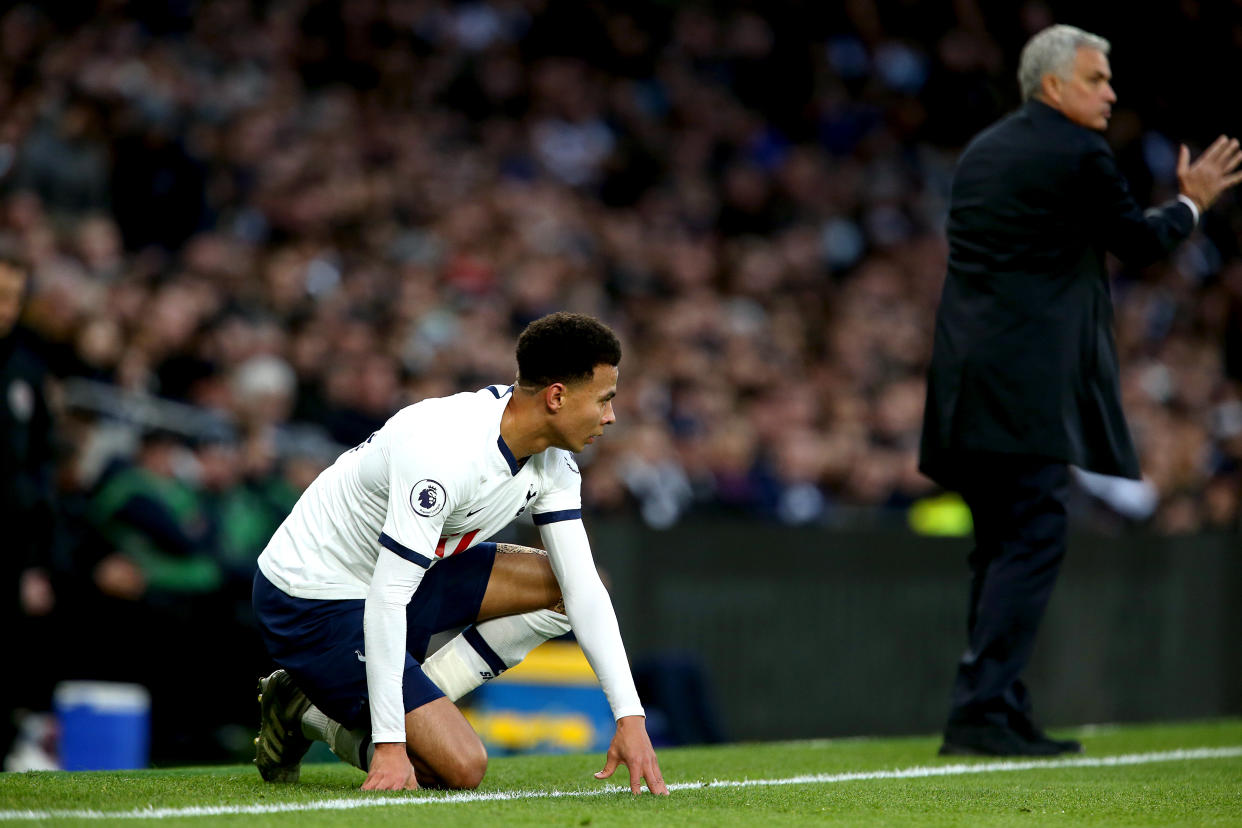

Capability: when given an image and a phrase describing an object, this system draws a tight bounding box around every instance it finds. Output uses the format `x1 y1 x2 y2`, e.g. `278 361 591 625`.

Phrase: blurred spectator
10 93 110 216
88 428 220 599
0 2 1237 539
616 422 693 529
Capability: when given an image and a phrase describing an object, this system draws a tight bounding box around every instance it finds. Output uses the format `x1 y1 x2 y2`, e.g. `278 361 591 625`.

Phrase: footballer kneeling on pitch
251 312 667 794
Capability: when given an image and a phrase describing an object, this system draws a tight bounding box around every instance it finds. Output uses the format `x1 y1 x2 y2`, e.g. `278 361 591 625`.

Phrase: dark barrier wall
587 520 1242 741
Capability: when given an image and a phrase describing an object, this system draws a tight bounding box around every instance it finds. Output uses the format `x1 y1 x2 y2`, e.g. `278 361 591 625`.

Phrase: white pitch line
2 746 1239 822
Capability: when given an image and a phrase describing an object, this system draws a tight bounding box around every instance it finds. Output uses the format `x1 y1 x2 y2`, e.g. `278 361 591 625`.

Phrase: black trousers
947 454 1071 729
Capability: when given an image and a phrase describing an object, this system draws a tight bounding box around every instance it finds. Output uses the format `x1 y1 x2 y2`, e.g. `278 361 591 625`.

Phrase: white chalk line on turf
2 746 1239 821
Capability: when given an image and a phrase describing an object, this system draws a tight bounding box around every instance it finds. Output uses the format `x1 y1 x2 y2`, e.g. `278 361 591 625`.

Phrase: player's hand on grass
595 715 669 795
361 743 420 791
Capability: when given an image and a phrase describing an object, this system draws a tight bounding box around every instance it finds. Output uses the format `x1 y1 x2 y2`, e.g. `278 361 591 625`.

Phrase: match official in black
919 24 1242 757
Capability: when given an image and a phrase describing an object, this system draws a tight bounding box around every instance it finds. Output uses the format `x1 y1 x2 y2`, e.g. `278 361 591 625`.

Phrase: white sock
422 609 571 701
301 705 373 771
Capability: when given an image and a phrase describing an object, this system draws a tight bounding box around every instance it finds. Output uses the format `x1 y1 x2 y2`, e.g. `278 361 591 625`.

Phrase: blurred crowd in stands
3 0 1242 762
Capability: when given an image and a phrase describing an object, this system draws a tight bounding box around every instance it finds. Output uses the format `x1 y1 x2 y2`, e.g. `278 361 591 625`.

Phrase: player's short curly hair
516 312 621 388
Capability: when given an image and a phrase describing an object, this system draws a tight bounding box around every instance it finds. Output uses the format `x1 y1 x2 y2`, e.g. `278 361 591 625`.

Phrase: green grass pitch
1 719 1239 826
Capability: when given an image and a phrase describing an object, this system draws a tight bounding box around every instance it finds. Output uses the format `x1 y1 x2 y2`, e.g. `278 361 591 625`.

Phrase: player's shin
422 608 571 701
301 705 374 771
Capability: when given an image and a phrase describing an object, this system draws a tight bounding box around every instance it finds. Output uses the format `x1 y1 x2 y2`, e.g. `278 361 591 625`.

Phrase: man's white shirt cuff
1177 194 1200 225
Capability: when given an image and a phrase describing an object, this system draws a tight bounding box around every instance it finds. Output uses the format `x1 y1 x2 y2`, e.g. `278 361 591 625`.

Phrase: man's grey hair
1018 24 1110 102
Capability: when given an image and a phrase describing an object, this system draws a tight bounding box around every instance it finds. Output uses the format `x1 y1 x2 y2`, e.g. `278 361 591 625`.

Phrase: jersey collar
496 434 526 475
489 384 527 475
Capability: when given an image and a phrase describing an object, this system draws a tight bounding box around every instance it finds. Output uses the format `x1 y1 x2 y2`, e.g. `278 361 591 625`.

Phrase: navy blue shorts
252 542 497 730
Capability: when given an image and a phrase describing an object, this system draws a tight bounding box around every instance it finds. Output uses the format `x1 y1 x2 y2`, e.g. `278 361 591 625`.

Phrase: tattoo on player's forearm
496 543 547 557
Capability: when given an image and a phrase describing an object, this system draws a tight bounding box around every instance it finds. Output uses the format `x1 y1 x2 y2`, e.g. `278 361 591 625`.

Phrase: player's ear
545 382 567 411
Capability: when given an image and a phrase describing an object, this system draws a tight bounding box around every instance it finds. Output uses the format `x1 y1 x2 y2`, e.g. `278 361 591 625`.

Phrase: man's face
1049 47 1116 131
0 264 27 337
557 363 618 453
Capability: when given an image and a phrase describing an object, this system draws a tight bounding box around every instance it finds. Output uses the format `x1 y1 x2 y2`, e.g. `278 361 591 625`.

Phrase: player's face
559 363 618 452
1054 47 1115 131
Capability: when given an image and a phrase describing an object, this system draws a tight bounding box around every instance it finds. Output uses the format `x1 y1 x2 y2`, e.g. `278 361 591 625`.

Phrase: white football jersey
258 383 643 740
258 385 583 599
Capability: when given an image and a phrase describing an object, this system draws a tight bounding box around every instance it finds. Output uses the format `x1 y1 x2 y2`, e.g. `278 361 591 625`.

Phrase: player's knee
441 741 488 790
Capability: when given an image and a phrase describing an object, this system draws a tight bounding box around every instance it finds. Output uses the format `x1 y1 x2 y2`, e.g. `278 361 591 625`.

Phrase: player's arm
363 434 456 791
538 517 669 795
362 542 431 790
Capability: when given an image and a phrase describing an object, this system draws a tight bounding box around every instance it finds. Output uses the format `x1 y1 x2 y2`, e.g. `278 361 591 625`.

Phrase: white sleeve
364 548 430 744
1176 194 1200 226
539 519 644 720
365 425 460 742
531 448 582 518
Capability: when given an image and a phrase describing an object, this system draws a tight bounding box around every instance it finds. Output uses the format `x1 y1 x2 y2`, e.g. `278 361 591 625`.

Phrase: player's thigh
255 571 449 729
476 543 561 621
405 697 487 789
254 572 374 727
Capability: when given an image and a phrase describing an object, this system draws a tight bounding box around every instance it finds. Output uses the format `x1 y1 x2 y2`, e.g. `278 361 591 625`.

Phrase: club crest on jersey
514 485 537 518
410 479 447 517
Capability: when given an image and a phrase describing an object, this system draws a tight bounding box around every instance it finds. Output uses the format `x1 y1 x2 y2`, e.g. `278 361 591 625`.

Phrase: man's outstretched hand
594 715 669 795
1178 135 1242 212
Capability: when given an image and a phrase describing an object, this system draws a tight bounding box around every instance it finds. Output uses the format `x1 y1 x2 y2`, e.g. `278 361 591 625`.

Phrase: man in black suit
920 24 1241 756
0 252 58 763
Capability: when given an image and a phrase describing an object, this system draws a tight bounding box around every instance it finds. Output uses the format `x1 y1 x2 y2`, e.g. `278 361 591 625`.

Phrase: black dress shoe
1009 715 1085 755
1027 733 1084 754
939 723 1063 757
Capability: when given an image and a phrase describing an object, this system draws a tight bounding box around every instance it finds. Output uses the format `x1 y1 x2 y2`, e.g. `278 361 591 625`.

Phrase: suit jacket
919 100 1195 487
1 330 55 599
